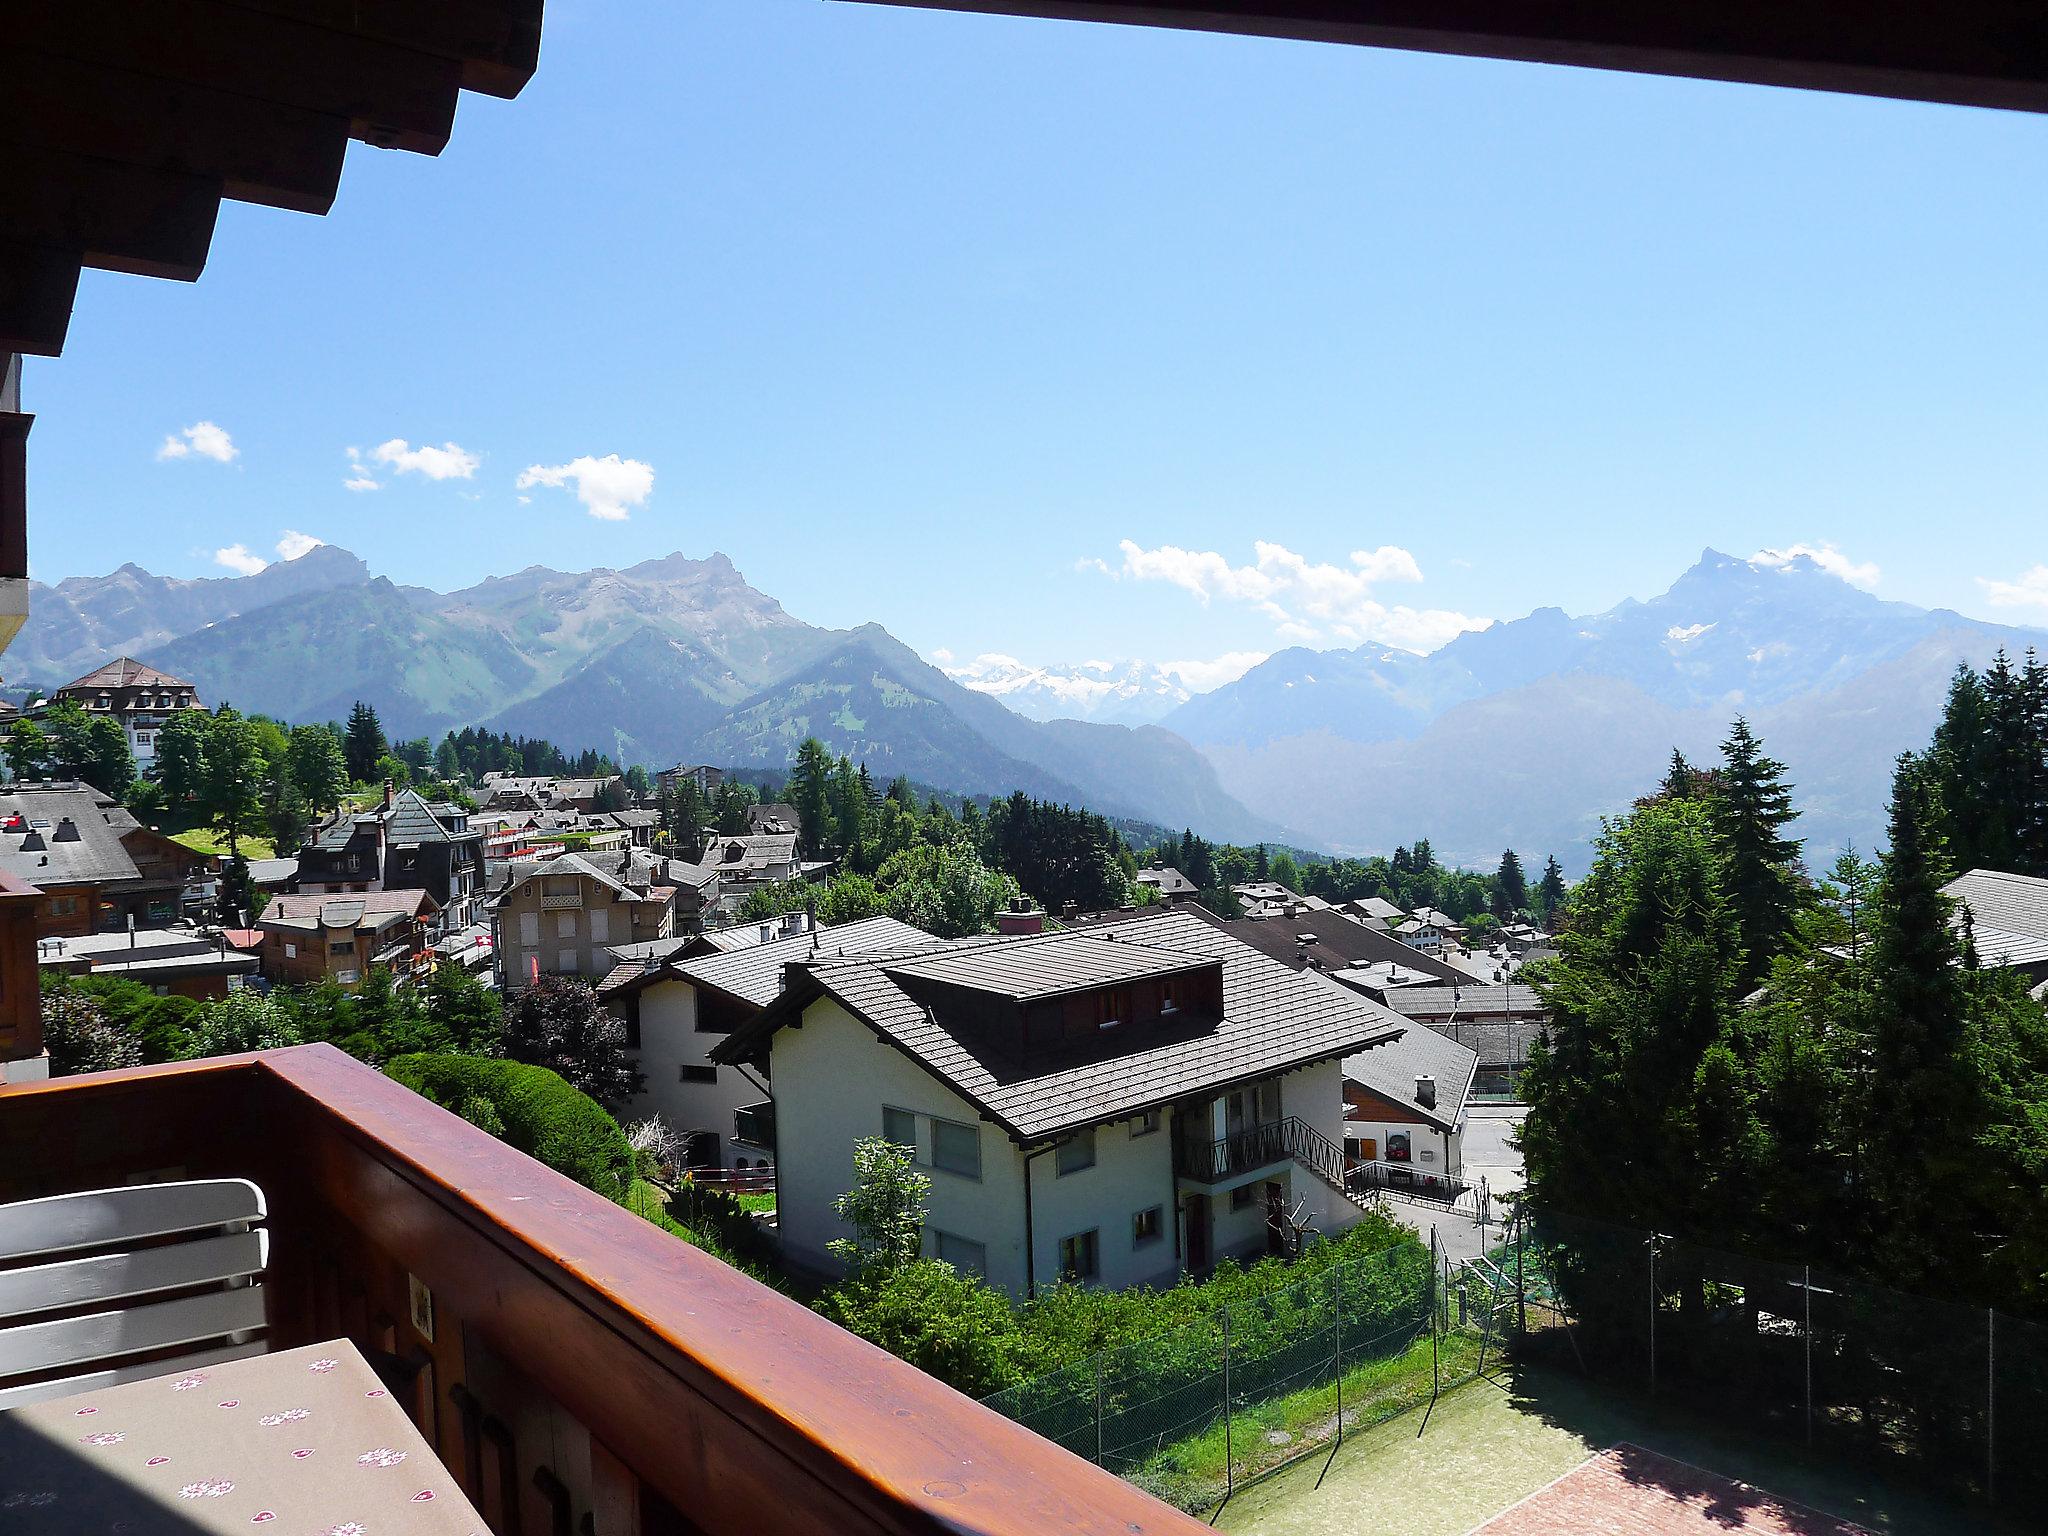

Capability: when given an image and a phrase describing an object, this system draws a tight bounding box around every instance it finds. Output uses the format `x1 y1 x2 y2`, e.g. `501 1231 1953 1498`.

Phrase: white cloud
1750 542 1880 590
516 454 654 521
343 447 381 492
372 438 480 481
276 530 324 561
928 647 955 665
213 543 267 575
1977 565 2048 610
1104 538 1487 653
1155 651 1270 691
158 421 237 463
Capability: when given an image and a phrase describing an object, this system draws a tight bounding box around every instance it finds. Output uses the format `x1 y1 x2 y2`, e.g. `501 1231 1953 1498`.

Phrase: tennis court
1469 1443 1872 1536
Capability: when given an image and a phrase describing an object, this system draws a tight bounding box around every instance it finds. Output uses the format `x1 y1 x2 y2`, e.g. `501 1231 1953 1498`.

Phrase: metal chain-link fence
1510 1205 2048 1510
982 1230 1507 1513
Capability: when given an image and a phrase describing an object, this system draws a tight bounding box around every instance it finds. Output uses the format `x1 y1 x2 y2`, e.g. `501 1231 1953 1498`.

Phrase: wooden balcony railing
0 1045 1207 1536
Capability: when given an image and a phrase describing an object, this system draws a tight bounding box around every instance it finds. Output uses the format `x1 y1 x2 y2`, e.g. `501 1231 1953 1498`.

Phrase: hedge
386 1054 634 1198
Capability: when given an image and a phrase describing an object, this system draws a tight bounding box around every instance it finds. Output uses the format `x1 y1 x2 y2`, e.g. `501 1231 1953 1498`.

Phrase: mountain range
7 547 1289 844
940 655 1200 727
1159 550 2048 873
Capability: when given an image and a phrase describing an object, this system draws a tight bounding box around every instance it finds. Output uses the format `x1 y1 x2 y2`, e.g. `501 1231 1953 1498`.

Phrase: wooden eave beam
0 50 348 217
16 0 464 157
219 0 545 99
0 246 81 358
0 144 222 282
843 1 2048 114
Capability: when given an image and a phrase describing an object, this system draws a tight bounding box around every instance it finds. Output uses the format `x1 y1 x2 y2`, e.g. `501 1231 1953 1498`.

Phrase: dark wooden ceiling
846 2 2048 115
0 0 544 357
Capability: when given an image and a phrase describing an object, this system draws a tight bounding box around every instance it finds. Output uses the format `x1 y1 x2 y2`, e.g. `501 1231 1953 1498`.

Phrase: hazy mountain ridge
942 655 1196 726
1179 551 2048 871
13 547 1289 845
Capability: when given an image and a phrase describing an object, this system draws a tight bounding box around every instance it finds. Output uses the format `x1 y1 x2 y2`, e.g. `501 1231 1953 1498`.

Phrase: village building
0 782 211 937
1135 866 1198 903
489 847 679 994
47 658 205 774
655 763 725 799
1377 982 1550 1101
714 907 1425 1296
257 888 440 988
296 784 485 932
604 914 932 1171
36 925 258 999
1340 1017 1479 1197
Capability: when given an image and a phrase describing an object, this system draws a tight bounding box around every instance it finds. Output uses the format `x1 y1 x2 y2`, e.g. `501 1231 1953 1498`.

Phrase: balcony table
0 1340 483 1534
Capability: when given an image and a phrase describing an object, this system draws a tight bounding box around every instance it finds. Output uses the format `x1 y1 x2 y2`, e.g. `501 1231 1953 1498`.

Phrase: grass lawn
735 1193 776 1215
1125 1332 1482 1512
167 824 277 861
1214 1364 2016 1536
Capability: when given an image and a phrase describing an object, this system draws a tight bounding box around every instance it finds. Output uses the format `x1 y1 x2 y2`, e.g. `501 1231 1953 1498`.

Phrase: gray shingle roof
0 784 149 887
885 931 1213 1001
1381 984 1548 1019
1185 905 1472 984
675 916 932 1007
1945 868 2048 972
1341 988 1479 1134
719 907 1404 1143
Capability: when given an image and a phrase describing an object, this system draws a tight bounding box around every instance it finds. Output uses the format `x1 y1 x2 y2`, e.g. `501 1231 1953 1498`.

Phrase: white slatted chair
0 1178 269 1409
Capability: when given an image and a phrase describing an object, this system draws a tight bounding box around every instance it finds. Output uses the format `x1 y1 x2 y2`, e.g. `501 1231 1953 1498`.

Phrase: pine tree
1494 849 1528 913
343 701 387 784
1535 855 1568 924
1712 717 1804 983
1661 747 1696 800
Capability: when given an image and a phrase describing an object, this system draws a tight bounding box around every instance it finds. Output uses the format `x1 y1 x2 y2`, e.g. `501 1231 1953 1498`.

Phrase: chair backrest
0 1178 268 1409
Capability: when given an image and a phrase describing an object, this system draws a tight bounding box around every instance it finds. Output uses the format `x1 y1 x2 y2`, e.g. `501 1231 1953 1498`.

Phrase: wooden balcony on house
0 1045 1205 1536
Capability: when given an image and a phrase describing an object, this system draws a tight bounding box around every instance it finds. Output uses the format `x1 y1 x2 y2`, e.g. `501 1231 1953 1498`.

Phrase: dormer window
1159 980 1178 1015
1090 989 1122 1030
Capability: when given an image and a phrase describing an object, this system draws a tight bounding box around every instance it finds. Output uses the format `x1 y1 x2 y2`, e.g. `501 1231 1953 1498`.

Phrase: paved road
1382 1106 1526 1264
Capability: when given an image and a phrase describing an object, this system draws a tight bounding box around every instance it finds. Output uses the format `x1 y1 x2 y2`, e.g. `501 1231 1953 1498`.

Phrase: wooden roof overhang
842 2 2048 115
1 0 544 360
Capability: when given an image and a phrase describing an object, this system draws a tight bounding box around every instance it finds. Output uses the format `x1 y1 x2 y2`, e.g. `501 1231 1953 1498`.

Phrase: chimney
996 896 1044 936
1415 1075 1436 1109
52 817 81 843
382 779 394 810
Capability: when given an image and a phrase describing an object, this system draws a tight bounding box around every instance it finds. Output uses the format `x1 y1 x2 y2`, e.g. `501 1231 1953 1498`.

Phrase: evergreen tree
1712 717 1805 983
1494 849 1528 914
1661 747 1697 801
1535 855 1568 924
343 701 387 784
82 715 135 797
786 737 835 855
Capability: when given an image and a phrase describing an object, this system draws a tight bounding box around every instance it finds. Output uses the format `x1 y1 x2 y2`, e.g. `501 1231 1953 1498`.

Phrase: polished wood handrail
2 1046 1206 1536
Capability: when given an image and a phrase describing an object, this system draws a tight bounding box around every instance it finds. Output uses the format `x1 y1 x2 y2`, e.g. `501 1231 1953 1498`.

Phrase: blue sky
26 0 2048 690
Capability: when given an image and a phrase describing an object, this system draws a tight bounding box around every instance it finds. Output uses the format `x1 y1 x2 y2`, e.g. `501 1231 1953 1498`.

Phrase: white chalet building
606 915 932 1170
714 907 1417 1297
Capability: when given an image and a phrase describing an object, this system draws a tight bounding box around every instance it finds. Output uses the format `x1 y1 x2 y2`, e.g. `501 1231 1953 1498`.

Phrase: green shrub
817 1259 1028 1398
387 1054 633 1198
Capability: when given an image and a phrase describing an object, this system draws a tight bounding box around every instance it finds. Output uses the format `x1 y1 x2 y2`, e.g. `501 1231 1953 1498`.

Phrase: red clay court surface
1468 1443 1875 1536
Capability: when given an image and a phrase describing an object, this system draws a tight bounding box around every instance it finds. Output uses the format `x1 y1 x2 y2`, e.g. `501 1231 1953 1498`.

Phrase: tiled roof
1381 984 1548 1018
884 931 1213 1001
264 888 436 924
675 916 932 1007
1185 905 1472 984
1945 868 2048 972
1136 866 1196 896
719 907 1403 1142
1341 990 1479 1134
0 784 150 887
57 657 194 692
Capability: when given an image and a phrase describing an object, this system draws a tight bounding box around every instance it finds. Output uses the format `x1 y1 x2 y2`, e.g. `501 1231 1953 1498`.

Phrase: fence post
1515 1205 1526 1336
1986 1307 1996 1505
1093 1356 1105 1469
1802 1264 1812 1449
1430 1227 1441 1399
1332 1262 1344 1447
1221 1308 1233 1501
